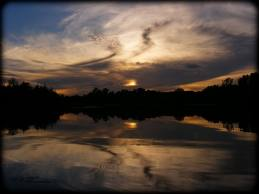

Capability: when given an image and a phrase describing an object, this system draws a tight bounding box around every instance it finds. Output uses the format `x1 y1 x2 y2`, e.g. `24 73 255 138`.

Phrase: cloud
3 2 256 94
133 20 172 57
69 53 115 68
185 64 201 69
34 72 120 95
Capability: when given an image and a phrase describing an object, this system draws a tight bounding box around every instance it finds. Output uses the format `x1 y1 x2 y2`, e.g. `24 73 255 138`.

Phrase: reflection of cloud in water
2 114 256 191
2 138 256 191
182 116 240 132
180 116 256 141
17 114 253 143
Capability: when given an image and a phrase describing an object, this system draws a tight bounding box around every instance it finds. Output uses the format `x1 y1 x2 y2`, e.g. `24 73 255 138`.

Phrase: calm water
2 113 257 191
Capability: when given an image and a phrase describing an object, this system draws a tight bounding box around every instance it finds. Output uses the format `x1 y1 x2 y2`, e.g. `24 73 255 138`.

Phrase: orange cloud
178 66 256 91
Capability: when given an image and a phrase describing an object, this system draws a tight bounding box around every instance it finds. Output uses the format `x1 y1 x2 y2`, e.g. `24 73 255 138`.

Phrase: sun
124 121 138 129
124 79 137 87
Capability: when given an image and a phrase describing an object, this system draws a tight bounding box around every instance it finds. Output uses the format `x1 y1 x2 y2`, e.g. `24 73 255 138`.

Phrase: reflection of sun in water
60 113 80 121
124 121 138 129
124 79 137 87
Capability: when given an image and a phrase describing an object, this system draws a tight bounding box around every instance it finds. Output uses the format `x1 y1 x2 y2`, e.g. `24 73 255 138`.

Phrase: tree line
0 72 258 134
0 72 258 109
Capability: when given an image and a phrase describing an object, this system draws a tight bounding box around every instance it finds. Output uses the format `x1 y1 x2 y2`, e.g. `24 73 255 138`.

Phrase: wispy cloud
3 2 256 94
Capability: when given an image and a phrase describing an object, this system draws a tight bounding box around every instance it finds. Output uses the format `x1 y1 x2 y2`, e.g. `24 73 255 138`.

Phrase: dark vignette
0 0 258 194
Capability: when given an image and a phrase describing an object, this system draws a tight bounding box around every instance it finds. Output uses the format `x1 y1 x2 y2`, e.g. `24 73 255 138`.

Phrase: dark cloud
115 64 201 88
142 27 153 49
31 59 46 64
88 32 122 58
185 64 201 69
113 50 256 90
84 62 111 71
3 59 45 73
2 71 22 79
69 53 116 67
195 4 255 24
134 20 172 57
195 23 255 57
34 70 119 94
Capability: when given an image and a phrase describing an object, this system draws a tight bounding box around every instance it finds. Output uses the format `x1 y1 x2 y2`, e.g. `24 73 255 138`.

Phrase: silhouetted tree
222 78 234 87
7 78 18 87
174 88 184 92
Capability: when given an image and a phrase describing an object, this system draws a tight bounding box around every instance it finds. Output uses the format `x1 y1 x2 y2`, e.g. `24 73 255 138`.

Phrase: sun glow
55 88 78 95
124 121 138 129
124 79 137 87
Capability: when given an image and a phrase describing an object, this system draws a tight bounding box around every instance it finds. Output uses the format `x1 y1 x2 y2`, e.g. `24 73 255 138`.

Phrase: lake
2 113 257 192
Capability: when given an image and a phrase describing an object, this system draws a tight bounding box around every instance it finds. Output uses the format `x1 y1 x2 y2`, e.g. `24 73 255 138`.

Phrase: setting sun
124 79 137 87
124 121 138 129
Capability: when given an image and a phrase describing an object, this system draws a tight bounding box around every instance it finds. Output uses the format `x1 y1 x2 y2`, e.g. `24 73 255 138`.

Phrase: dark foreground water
2 113 257 191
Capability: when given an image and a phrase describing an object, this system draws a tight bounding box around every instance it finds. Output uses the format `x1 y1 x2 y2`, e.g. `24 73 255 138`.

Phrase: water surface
2 113 256 191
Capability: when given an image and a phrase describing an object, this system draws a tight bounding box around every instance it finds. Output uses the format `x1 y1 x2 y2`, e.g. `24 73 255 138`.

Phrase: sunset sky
3 2 256 95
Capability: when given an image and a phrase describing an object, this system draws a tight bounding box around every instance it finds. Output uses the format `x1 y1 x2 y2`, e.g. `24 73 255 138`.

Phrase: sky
3 2 257 95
